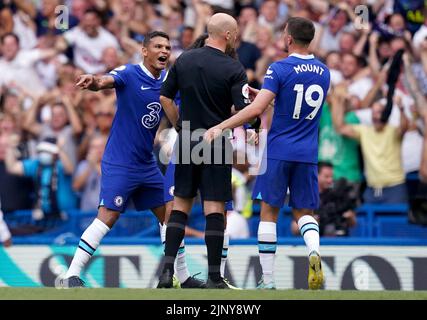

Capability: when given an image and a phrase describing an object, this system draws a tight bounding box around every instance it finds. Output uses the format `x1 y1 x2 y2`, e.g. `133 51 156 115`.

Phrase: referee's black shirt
160 46 250 131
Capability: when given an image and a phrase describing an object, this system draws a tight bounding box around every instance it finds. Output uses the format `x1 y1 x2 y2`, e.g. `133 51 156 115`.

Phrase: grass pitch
0 288 426 300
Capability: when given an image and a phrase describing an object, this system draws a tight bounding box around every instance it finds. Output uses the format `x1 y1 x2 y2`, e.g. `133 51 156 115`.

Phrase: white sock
258 221 277 284
65 218 110 278
162 223 190 283
220 230 229 278
160 223 166 245
175 240 190 283
0 210 11 242
297 215 320 256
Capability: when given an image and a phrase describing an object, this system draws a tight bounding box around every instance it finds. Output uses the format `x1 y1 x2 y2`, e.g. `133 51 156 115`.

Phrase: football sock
220 230 229 278
161 222 190 283
65 218 110 278
163 210 187 273
297 215 320 256
205 213 224 282
258 221 277 284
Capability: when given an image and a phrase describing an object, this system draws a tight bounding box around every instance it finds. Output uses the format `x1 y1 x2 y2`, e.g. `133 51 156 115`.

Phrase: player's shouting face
142 36 172 72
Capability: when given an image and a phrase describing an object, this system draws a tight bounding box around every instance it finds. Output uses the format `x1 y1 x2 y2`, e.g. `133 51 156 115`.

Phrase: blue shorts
99 161 165 212
252 159 319 209
164 161 233 211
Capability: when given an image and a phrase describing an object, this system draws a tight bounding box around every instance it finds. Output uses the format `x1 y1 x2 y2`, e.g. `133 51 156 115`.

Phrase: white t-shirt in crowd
413 24 427 50
0 49 47 96
63 26 120 74
347 77 374 101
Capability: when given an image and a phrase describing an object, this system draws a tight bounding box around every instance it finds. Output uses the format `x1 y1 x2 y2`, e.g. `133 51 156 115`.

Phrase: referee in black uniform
158 13 252 289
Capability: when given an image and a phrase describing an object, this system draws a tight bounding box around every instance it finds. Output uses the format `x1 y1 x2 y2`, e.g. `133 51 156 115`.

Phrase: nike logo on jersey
141 85 152 90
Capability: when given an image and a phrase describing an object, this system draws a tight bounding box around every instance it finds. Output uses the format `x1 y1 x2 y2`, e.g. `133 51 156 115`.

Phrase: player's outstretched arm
76 74 115 91
204 89 275 143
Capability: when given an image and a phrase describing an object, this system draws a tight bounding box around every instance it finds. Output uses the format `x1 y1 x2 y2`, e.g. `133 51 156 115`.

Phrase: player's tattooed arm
76 75 115 91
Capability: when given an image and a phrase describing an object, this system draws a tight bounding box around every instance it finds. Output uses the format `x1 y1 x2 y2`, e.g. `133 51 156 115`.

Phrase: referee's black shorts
173 133 233 202
174 163 232 201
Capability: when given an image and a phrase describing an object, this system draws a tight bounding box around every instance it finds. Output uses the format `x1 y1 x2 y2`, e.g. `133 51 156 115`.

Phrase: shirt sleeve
349 124 363 140
262 63 280 95
160 62 179 99
22 160 38 178
24 49 43 66
74 161 89 178
108 64 128 88
63 28 77 46
230 64 250 110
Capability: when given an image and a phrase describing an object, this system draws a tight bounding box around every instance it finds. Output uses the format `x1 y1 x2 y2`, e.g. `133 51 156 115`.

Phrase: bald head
207 13 238 53
207 13 238 38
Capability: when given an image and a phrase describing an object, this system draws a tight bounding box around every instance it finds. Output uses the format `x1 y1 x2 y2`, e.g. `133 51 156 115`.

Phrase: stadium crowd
1 0 427 245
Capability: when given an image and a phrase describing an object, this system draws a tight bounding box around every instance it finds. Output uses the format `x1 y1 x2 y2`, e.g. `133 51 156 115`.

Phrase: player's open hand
76 74 95 90
204 126 223 144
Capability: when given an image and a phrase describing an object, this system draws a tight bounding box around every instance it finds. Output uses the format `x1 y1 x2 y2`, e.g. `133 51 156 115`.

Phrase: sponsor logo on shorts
114 196 124 207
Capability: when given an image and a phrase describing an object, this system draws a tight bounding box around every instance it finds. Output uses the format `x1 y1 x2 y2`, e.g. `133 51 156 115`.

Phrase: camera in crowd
316 178 359 237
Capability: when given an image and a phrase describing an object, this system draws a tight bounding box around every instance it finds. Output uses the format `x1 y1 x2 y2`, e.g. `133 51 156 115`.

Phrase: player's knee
292 208 314 220
97 207 120 228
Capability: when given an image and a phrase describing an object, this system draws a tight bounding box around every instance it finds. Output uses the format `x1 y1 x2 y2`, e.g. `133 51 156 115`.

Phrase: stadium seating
4 202 426 245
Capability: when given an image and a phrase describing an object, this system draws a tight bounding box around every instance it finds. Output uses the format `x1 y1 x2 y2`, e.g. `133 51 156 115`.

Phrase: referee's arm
160 64 180 130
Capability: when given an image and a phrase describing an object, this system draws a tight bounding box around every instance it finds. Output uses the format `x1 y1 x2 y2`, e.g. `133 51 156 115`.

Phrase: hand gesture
76 75 96 90
203 126 223 144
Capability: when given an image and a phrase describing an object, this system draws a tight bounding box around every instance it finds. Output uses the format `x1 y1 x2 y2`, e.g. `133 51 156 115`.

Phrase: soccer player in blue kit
205 17 331 290
60 31 176 287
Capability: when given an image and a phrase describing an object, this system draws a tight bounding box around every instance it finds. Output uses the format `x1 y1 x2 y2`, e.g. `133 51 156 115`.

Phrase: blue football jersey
263 53 330 164
102 63 166 168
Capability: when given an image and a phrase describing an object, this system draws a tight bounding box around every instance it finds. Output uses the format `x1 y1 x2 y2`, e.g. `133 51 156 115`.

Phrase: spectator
101 47 122 73
292 162 357 236
332 90 409 204
319 94 362 190
73 135 107 212
0 33 58 97
339 53 372 102
5 136 77 222
313 6 353 58
23 92 83 166
56 9 120 74
236 32 261 87
0 113 34 213
413 7 427 50
393 0 426 35
238 5 259 44
77 97 115 160
0 0 13 38
258 0 286 36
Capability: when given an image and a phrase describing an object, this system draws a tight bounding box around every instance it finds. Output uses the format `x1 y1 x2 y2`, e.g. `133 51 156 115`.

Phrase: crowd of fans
1 0 427 245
